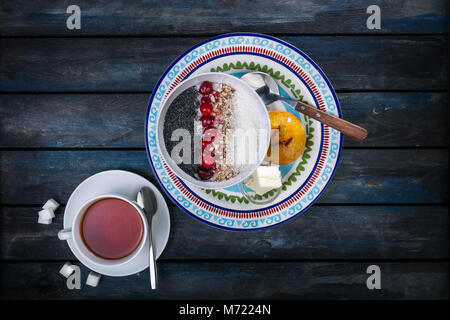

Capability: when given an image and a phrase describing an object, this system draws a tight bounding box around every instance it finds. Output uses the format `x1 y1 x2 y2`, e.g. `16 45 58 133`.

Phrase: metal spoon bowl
241 71 368 141
240 71 309 137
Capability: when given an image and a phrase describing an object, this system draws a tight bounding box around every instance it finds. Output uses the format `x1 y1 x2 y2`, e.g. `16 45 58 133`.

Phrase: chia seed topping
163 86 199 177
163 82 240 182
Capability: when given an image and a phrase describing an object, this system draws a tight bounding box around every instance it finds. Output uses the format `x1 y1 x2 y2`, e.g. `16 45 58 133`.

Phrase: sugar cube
43 198 59 211
38 208 55 220
86 271 101 287
59 262 75 278
38 217 52 225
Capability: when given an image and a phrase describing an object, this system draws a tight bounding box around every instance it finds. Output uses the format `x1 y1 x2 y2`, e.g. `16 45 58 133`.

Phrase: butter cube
246 166 282 195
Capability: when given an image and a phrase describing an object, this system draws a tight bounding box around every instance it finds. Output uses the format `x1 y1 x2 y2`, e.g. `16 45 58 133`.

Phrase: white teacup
58 193 148 268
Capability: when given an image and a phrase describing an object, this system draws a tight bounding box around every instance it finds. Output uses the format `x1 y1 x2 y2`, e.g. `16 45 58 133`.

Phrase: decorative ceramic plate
145 33 342 231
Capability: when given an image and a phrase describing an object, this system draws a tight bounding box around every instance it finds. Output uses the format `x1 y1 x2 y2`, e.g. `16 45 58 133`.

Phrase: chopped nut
203 82 240 182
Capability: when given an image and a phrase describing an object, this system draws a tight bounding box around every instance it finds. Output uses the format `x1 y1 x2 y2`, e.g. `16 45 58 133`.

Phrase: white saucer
63 170 171 277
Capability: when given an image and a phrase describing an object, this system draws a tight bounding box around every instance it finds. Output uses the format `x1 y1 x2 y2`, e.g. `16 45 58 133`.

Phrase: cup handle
58 228 72 240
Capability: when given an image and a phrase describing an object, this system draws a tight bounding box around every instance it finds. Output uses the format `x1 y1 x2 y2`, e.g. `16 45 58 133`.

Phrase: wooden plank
0 1 447 36
339 92 448 147
0 94 148 148
0 36 446 92
0 149 447 205
0 262 447 299
1 205 447 261
1 92 447 148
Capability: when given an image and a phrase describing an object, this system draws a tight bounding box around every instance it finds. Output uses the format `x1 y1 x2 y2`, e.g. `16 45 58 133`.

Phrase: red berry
197 166 214 180
202 140 210 150
199 81 213 95
201 96 210 104
202 154 215 169
200 103 213 116
203 127 216 142
203 144 215 157
211 90 220 100
201 115 214 127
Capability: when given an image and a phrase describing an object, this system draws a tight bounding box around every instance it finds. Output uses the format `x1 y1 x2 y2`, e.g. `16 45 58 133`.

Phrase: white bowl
156 72 270 189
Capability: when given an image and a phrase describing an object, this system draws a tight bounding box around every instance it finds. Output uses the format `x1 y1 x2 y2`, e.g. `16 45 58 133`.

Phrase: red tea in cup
81 198 144 260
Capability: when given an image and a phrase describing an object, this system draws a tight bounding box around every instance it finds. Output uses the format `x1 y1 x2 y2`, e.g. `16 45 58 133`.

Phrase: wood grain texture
0 0 448 302
0 261 447 299
0 36 446 92
1 92 447 148
0 149 447 205
1 205 447 261
0 0 447 36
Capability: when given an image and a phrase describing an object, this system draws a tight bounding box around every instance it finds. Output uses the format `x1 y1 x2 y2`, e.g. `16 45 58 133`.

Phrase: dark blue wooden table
0 1 448 299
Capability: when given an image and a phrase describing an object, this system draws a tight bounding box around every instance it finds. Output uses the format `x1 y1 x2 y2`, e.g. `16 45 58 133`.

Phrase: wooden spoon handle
295 101 368 141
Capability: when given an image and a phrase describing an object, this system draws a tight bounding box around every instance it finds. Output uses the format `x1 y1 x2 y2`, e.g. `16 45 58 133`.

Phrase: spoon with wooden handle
241 71 368 141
